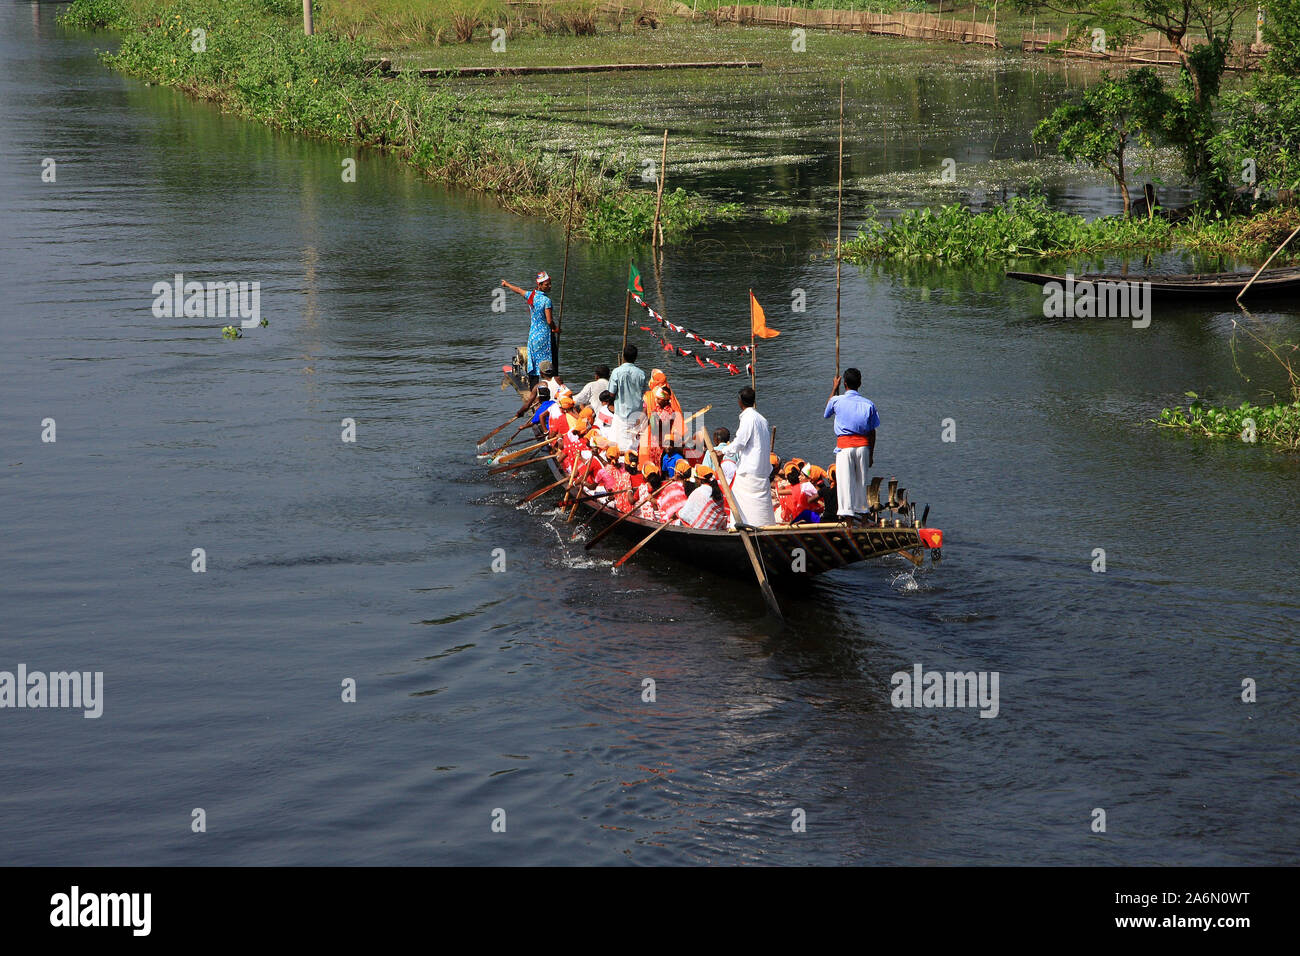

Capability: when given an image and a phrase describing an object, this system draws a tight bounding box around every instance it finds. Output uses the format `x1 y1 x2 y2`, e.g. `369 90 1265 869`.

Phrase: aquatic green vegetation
842 195 1300 264
1154 394 1300 450
843 196 1169 262
60 0 721 243
1157 304 1300 451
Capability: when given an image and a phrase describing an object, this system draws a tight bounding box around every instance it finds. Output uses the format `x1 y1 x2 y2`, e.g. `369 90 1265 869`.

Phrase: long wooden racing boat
1006 266 1300 298
495 351 943 585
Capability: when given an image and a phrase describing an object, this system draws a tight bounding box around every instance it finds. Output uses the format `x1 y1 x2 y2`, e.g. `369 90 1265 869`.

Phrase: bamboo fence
714 5 1000 48
1020 29 1267 71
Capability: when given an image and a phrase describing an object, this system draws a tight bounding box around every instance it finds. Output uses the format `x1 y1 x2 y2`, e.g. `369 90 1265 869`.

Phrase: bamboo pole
303 0 314 35
1237 223 1300 303
701 430 783 622
835 77 844 394
554 153 579 376
749 288 757 394
651 129 669 247
619 285 631 368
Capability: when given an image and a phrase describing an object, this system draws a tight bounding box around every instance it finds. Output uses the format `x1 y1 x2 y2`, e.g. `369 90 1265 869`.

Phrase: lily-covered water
1 5 1295 865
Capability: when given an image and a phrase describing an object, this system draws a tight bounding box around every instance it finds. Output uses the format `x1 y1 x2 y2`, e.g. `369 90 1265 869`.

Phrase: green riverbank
60 0 729 243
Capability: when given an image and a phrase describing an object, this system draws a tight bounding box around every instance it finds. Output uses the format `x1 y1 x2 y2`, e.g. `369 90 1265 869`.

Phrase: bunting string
639 324 752 377
632 294 752 355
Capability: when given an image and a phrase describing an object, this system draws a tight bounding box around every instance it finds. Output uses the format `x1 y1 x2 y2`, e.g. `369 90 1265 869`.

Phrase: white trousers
732 472 776 527
617 412 645 454
835 445 870 516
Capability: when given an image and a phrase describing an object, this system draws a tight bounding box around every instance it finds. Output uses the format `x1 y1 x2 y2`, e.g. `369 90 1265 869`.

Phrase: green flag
628 263 644 297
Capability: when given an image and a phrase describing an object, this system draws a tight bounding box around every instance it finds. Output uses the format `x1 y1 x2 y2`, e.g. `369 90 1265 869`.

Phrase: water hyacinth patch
1155 393 1300 451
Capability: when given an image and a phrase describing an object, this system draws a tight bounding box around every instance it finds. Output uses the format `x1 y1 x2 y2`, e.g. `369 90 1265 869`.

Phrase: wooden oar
565 483 622 518
487 452 559 475
494 436 553 465
702 430 783 623
566 455 599 520
567 472 626 530
585 481 670 549
517 474 570 505
663 403 711 457
613 513 676 568
482 418 533 456
477 412 520 447
558 454 582 506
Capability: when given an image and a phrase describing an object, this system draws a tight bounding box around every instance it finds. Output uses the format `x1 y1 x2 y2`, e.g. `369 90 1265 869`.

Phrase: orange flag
750 291 780 339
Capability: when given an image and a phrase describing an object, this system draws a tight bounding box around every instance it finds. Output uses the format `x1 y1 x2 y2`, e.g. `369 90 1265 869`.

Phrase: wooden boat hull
1006 267 1300 298
497 355 940 585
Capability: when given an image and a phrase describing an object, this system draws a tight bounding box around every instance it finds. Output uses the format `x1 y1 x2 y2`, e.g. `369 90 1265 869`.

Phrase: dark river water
2 4 1296 866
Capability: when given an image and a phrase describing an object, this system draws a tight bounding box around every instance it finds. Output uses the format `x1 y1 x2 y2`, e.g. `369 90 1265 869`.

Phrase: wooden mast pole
835 77 844 393
749 289 757 394
619 271 631 368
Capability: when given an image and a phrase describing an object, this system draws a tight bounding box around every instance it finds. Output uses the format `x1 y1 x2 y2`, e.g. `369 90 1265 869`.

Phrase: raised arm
824 376 841 417
501 280 528 298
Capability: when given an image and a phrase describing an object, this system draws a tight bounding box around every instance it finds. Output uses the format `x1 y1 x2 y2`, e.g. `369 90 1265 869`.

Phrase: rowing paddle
494 436 553 465
681 403 712 430
477 412 521 447
613 513 676 568
488 452 560 475
559 454 582 505
702 430 783 623
564 483 622 520
482 419 533 457
585 482 670 549
517 474 571 505
565 455 599 520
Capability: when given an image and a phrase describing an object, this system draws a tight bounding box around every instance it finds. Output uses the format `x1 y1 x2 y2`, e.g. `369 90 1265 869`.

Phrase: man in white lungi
728 386 775 528
823 367 880 522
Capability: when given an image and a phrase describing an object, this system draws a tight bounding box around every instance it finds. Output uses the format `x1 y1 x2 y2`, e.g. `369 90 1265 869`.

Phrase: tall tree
1034 69 1168 214
1015 0 1249 104
1263 0 1300 75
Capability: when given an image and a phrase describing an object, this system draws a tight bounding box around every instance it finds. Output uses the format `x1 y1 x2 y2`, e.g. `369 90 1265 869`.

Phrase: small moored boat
1006 266 1300 298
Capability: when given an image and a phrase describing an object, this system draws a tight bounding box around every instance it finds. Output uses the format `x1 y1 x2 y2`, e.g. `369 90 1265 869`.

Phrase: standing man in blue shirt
608 344 647 451
823 367 880 522
501 271 555 385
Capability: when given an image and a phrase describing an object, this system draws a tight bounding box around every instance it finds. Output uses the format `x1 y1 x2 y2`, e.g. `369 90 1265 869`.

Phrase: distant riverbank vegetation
849 0 1300 266
59 0 725 243
843 198 1300 264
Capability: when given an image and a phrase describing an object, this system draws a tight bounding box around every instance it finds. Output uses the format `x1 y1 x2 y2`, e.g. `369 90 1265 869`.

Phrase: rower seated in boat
657 460 691 523
778 462 827 524
678 464 728 530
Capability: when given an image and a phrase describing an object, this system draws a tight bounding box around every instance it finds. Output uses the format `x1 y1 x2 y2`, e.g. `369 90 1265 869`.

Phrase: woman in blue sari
501 271 555 384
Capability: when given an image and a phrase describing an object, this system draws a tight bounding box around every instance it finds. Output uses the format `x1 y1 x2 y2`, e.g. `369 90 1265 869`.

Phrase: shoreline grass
60 0 725 244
